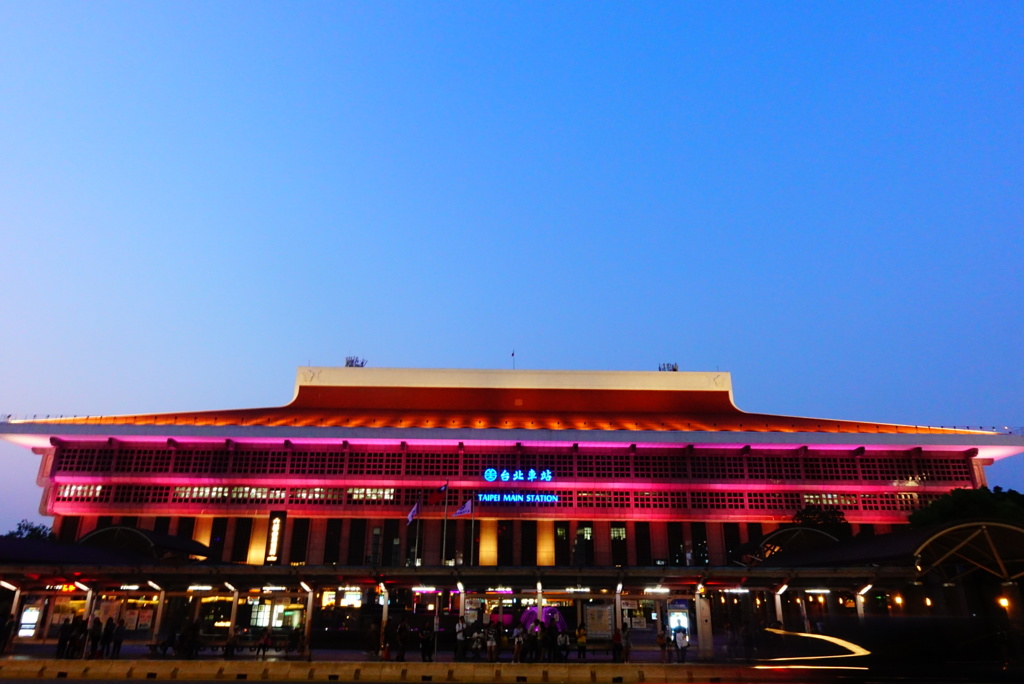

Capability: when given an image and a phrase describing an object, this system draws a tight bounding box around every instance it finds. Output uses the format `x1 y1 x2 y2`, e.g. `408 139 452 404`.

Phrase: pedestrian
575 622 587 661
454 616 466 661
88 618 103 658
512 623 524 663
56 618 72 658
111 619 125 658
622 624 632 663
673 627 689 663
485 621 499 662
723 622 737 659
611 628 623 662
256 628 272 659
101 617 115 657
419 621 434 662
528 618 544 663
556 628 570 661
396 618 410 662
70 616 87 658
656 629 667 663
543 622 557 663
471 629 483 661
0 614 13 655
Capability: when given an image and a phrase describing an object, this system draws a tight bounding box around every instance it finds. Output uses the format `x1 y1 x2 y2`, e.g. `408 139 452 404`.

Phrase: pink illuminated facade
4 366 1022 570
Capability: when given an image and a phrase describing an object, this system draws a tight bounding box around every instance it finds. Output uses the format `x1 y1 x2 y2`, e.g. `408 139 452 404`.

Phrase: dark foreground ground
0 640 1022 684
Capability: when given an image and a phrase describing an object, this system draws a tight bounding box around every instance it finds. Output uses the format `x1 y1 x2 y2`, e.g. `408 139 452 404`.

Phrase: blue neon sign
483 468 552 483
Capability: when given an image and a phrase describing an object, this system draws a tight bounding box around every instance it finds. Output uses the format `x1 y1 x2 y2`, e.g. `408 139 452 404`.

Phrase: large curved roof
10 367 993 435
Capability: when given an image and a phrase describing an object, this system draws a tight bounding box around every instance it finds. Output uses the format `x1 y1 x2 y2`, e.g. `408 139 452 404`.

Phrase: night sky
1 2 1021 532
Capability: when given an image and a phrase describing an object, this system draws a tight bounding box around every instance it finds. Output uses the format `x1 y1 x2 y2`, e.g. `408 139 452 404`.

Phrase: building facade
2 367 1023 657
7 367 1019 567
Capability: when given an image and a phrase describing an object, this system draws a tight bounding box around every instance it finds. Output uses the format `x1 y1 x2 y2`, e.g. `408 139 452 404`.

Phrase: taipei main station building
1 365 1022 661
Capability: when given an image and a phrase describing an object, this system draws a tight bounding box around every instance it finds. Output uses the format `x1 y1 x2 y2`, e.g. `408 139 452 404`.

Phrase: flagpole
440 481 450 565
413 500 422 565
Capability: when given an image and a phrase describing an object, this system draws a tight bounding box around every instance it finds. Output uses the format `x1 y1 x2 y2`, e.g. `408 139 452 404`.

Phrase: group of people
655 626 690 663
55 616 126 659
381 615 638 664
508 618 579 663
379 616 436 662
157 623 305 659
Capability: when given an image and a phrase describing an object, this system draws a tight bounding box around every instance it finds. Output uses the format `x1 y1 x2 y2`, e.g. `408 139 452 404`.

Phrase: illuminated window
55 484 107 502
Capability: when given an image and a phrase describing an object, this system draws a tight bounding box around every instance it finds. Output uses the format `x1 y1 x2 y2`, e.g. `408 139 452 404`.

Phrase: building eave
3 422 1022 461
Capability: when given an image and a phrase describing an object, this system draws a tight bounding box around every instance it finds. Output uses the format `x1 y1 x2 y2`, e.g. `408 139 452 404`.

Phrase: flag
406 501 420 525
511 350 515 357
427 483 448 505
453 499 473 517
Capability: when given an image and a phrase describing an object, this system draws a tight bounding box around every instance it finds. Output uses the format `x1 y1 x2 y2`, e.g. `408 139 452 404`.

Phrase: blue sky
0 2 1021 531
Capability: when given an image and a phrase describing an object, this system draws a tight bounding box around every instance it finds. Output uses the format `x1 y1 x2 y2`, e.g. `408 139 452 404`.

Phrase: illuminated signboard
472 469 562 504
483 468 553 483
264 510 287 565
477 492 559 503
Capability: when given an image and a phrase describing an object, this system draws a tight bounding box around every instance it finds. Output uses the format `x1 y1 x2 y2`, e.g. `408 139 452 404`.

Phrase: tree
2 519 54 541
790 505 852 539
908 486 1024 528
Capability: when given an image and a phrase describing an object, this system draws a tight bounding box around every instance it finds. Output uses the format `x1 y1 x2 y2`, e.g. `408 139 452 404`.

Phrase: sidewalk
2 641 689 664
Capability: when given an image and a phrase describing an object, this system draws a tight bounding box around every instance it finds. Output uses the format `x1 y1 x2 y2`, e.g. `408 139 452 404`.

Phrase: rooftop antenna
512 350 515 370
345 356 368 368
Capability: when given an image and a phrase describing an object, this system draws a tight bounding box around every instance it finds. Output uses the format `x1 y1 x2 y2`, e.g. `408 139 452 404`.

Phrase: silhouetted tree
791 505 852 539
908 486 1024 528
2 519 54 541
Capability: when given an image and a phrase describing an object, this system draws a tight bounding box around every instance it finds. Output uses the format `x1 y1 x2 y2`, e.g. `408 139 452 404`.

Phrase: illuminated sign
477 492 559 503
45 584 78 593
264 510 287 566
483 468 553 483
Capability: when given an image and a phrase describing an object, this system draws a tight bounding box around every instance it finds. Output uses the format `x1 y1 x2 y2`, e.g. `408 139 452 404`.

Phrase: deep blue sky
1 2 1021 532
